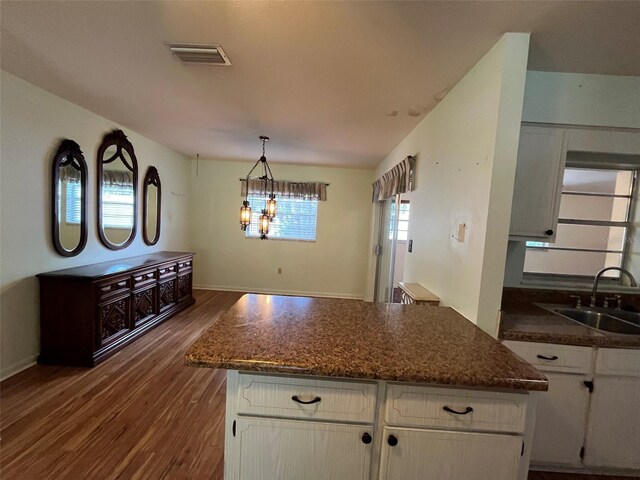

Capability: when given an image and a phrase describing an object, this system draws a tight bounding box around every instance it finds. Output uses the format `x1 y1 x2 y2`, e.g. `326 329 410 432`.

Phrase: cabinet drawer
595 348 640 377
385 384 528 433
158 263 177 279
503 340 593 374
177 259 192 272
237 373 377 423
97 277 131 301
132 269 157 288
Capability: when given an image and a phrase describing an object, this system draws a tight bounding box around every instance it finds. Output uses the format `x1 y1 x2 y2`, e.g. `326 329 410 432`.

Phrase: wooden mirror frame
97 130 138 250
142 166 162 246
52 139 88 257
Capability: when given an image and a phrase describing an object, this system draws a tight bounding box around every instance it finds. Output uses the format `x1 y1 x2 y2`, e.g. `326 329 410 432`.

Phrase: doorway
374 196 410 302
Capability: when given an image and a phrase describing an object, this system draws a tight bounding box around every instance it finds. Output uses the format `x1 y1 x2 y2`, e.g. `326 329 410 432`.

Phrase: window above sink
524 157 640 286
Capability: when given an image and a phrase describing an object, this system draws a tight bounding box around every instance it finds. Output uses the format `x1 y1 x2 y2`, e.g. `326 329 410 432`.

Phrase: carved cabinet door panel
98 296 132 347
133 286 157 327
177 272 192 302
159 278 177 313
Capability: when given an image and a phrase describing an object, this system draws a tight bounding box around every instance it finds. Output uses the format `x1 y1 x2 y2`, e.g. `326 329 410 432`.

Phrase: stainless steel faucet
590 267 637 307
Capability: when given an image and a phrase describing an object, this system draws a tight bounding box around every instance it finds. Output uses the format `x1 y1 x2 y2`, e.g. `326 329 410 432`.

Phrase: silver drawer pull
146 273 154 279
117 281 127 287
134 276 143 282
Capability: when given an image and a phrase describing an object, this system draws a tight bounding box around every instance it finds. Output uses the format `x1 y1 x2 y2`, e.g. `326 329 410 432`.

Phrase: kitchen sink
538 305 640 335
605 309 640 326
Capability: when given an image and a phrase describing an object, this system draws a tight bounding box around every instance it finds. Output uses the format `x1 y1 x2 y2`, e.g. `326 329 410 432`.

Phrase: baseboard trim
1 354 38 382
193 284 364 301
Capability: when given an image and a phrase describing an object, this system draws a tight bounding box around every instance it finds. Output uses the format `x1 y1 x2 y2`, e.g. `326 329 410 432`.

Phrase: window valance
241 179 328 201
371 156 415 202
102 170 134 187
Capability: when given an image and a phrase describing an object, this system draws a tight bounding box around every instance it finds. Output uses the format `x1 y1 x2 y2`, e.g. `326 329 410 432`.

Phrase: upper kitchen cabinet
509 125 567 240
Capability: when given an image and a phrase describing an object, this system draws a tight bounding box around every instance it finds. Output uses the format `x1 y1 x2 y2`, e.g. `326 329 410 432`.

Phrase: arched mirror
52 139 88 257
143 166 161 245
97 130 138 250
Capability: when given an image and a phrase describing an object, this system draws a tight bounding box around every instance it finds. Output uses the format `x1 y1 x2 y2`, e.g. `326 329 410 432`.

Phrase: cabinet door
379 427 522 480
584 376 640 469
97 295 131 347
510 126 566 239
530 373 590 467
158 278 177 312
235 417 372 480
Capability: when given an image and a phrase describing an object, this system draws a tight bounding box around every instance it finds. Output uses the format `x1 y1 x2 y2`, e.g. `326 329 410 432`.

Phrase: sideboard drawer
132 269 157 288
158 263 177 279
237 373 377 423
385 384 528 433
178 259 192 272
503 340 594 374
97 277 131 301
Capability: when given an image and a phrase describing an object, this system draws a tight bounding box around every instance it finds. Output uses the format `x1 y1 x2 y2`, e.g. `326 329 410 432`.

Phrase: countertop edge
184 356 549 392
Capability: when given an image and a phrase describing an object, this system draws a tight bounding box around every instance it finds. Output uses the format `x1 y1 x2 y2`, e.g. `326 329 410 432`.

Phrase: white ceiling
2 1 639 168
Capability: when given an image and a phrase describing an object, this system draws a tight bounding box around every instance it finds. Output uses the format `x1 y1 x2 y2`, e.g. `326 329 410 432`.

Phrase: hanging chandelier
240 136 276 239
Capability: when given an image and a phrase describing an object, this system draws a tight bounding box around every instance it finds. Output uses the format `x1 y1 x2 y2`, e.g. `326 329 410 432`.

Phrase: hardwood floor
1 290 242 480
1 289 635 479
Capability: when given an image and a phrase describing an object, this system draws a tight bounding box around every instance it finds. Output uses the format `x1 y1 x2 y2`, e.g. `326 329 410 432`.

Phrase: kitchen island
186 294 547 480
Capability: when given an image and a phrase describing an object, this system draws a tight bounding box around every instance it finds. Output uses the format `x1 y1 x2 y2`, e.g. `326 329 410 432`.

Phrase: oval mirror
143 166 161 245
97 130 138 250
52 139 88 256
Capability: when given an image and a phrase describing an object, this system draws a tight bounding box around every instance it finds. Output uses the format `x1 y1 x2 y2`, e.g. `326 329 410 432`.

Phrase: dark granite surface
500 288 640 348
186 294 548 391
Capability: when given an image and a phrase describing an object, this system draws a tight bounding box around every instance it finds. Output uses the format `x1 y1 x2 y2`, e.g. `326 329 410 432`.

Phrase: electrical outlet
277 267 282 274
457 223 466 243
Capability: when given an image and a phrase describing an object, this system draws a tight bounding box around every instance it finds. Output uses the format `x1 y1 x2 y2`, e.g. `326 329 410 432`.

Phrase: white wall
0 71 192 379
366 33 530 336
522 71 640 129
189 159 373 299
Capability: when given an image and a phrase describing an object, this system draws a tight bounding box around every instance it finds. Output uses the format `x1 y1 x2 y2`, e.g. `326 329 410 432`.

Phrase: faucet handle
614 294 622 310
569 295 582 308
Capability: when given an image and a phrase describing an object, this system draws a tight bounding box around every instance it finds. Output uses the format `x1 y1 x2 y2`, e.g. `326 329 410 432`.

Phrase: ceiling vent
168 44 231 66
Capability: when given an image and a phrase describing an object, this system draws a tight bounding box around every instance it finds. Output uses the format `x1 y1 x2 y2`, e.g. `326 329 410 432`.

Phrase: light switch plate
457 223 466 243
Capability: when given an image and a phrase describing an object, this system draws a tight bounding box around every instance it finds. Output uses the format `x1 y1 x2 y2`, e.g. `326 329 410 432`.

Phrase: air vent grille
168 44 231 66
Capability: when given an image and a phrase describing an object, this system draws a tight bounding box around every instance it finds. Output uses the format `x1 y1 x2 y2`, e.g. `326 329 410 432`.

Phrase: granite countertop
186 294 548 391
500 303 640 349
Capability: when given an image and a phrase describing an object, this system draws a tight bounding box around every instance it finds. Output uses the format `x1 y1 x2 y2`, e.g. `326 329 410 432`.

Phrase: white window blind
62 180 82 225
102 184 134 229
245 193 318 241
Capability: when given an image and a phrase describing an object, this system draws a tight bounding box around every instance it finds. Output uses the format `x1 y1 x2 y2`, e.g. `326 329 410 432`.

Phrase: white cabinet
504 341 640 474
584 348 640 470
235 417 372 480
378 427 522 480
504 341 592 467
225 371 535 480
584 376 640 469
509 125 567 240
530 372 590 466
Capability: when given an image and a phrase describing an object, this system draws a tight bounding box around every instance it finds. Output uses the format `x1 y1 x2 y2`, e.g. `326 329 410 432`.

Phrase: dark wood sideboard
38 251 195 367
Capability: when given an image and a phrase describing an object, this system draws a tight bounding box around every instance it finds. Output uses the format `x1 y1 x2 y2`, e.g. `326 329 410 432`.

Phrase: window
101 184 134 229
245 193 318 241
524 166 637 279
60 180 82 225
389 201 410 241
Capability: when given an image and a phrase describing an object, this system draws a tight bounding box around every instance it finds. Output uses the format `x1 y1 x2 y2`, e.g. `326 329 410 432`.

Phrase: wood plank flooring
0 289 635 479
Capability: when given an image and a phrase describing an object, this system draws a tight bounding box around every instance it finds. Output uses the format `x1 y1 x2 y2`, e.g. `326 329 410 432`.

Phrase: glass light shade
259 210 270 238
266 196 277 219
240 202 251 230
